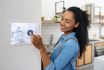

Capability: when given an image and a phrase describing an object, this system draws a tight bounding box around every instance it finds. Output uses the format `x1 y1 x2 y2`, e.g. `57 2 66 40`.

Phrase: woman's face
60 11 79 35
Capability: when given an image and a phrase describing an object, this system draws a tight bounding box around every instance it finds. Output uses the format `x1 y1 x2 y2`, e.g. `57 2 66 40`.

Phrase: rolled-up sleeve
45 39 78 70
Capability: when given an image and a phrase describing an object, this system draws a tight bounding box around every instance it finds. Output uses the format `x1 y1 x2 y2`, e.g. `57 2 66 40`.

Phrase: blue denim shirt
45 32 79 70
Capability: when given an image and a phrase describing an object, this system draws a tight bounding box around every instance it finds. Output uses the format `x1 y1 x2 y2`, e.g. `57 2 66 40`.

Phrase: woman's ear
75 22 79 28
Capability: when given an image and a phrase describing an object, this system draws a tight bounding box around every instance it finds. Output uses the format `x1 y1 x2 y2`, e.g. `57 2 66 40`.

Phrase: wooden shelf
41 20 60 24
41 20 55 24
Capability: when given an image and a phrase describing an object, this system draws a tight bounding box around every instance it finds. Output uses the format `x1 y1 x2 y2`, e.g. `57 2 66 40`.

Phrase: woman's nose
60 20 65 25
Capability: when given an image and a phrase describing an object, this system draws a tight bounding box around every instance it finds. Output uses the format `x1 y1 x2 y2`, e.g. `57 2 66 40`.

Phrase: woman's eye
66 21 71 23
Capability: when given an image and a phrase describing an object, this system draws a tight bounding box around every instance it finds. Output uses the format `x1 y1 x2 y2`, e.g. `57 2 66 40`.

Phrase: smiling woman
31 6 90 70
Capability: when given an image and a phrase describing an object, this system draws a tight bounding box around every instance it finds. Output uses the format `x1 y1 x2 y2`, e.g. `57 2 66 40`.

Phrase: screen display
10 23 40 46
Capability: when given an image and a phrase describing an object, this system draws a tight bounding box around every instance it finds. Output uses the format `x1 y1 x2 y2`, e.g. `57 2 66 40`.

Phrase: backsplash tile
41 23 62 44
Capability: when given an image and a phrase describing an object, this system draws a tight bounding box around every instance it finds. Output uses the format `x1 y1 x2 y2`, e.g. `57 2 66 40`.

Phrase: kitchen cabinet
77 44 92 67
77 54 84 66
85 45 92 64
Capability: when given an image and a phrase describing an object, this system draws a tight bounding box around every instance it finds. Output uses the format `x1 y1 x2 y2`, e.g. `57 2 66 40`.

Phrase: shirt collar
61 32 76 41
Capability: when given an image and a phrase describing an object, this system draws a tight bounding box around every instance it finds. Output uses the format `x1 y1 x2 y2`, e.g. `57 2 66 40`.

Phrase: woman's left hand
31 35 44 50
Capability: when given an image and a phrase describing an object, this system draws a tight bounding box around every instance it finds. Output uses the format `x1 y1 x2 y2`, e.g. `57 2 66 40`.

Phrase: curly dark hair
66 7 90 58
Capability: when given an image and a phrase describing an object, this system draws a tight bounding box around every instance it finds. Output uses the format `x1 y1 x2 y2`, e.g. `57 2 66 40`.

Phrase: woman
31 7 90 70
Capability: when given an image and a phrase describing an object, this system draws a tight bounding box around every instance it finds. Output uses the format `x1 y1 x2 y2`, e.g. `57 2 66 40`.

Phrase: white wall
0 0 41 70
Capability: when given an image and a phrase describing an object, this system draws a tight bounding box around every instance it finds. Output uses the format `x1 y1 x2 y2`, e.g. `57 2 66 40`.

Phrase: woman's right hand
31 35 44 50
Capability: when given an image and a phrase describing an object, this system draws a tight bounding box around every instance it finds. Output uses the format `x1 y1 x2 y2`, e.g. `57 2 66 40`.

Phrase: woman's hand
31 35 51 68
31 35 44 50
